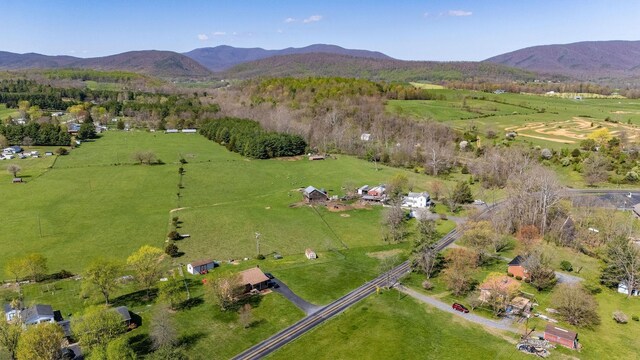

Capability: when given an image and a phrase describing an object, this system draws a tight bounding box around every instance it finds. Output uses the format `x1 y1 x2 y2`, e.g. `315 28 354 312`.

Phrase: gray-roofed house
21 304 55 325
303 186 328 203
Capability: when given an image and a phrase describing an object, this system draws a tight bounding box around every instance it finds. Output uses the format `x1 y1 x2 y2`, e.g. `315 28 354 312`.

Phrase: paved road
232 262 412 360
397 285 518 334
272 278 323 315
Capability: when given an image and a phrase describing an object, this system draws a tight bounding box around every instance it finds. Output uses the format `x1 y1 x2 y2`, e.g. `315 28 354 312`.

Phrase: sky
1 0 639 61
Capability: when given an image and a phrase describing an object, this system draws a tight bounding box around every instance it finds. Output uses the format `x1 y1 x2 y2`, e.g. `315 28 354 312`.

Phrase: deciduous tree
552 284 600 327
150 305 177 351
480 273 520 316
83 259 123 304
522 251 557 291
16 322 64 360
442 248 478 296
22 253 47 282
72 306 126 352
0 317 21 360
205 273 244 311
126 246 165 298
382 201 406 243
601 237 640 298
6 164 21 178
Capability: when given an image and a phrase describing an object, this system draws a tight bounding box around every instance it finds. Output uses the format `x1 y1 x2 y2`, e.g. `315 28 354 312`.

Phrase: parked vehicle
264 272 274 280
452 303 469 313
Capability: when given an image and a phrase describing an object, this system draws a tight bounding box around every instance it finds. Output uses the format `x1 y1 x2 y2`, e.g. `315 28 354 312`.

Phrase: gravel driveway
397 286 518 334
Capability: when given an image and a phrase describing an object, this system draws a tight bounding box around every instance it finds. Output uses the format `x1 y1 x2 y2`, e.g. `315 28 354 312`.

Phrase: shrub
507 272 514 277
524 278 531 283
613 311 628 324
164 243 179 257
632 315 639 322
167 230 181 240
584 282 602 294
422 280 433 290
255 254 265 260
56 147 69 155
515 275 523 281
560 260 573 272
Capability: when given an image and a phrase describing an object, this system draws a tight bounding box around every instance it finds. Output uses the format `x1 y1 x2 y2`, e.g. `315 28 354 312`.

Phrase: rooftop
189 259 214 267
545 324 577 340
508 255 526 266
240 267 269 286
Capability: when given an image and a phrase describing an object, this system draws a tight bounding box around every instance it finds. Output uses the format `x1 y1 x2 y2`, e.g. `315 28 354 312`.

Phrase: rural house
187 259 216 275
544 324 579 349
303 186 329 203
21 304 55 325
506 296 533 316
305 248 317 259
508 255 529 279
239 267 270 292
478 275 519 303
403 192 432 208
2 304 20 322
362 185 387 202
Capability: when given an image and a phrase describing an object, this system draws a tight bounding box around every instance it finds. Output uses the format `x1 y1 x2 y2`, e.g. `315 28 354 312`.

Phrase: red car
452 303 469 313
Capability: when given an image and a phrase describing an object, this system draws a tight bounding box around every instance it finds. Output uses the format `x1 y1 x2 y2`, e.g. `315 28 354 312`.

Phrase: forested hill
485 40 640 80
220 53 540 83
0 50 211 78
183 44 392 72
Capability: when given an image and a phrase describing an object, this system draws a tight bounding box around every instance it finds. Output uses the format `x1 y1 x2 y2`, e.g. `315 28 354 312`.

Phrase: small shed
239 267 270 292
357 185 370 195
544 324 578 349
508 255 528 279
114 306 132 326
303 186 329 203
181 129 197 133
187 259 216 275
12 178 23 183
507 296 532 315
305 248 317 259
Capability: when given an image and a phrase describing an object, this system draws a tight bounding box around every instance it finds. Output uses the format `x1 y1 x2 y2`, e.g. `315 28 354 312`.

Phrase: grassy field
387 89 640 150
269 291 529 360
0 104 18 119
0 130 454 279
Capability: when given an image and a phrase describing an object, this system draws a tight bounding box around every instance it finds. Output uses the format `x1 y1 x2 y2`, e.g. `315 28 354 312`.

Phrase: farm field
0 130 451 276
387 90 640 150
268 290 529 360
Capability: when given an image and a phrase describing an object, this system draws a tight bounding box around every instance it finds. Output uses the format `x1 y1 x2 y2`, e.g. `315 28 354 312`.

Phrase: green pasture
269 290 528 360
0 131 449 276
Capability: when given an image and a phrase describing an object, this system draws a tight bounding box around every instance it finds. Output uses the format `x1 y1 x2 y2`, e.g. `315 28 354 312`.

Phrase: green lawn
0 104 18 119
268 290 529 360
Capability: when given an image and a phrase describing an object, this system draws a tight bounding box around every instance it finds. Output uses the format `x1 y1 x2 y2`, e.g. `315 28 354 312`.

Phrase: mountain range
0 41 639 83
484 40 640 80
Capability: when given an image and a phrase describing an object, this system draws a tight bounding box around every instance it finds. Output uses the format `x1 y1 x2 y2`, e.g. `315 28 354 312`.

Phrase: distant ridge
183 44 393 72
221 52 538 83
484 40 640 79
0 50 211 78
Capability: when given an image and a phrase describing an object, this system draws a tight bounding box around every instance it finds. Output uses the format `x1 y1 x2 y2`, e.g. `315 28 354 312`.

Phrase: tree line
199 117 307 159
0 122 70 146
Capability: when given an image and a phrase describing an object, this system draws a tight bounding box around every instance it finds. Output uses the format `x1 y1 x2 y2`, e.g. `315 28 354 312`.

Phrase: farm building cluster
302 184 432 209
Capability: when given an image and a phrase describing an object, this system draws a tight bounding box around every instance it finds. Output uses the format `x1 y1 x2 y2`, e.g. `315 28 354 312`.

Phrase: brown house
239 267 270 292
544 324 578 349
303 186 328 203
508 255 529 279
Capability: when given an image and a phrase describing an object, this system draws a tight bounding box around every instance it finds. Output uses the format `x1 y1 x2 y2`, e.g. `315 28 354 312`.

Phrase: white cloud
276 29 283 33
212 31 226 36
448 10 472 16
423 12 430 17
284 17 296 23
197 34 209 41
303 15 322 23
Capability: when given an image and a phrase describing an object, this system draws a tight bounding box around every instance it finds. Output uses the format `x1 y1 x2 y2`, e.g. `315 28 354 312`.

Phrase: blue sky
1 0 639 61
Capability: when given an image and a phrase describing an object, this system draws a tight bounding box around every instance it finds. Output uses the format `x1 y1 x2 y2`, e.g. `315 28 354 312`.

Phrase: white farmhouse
403 192 432 208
